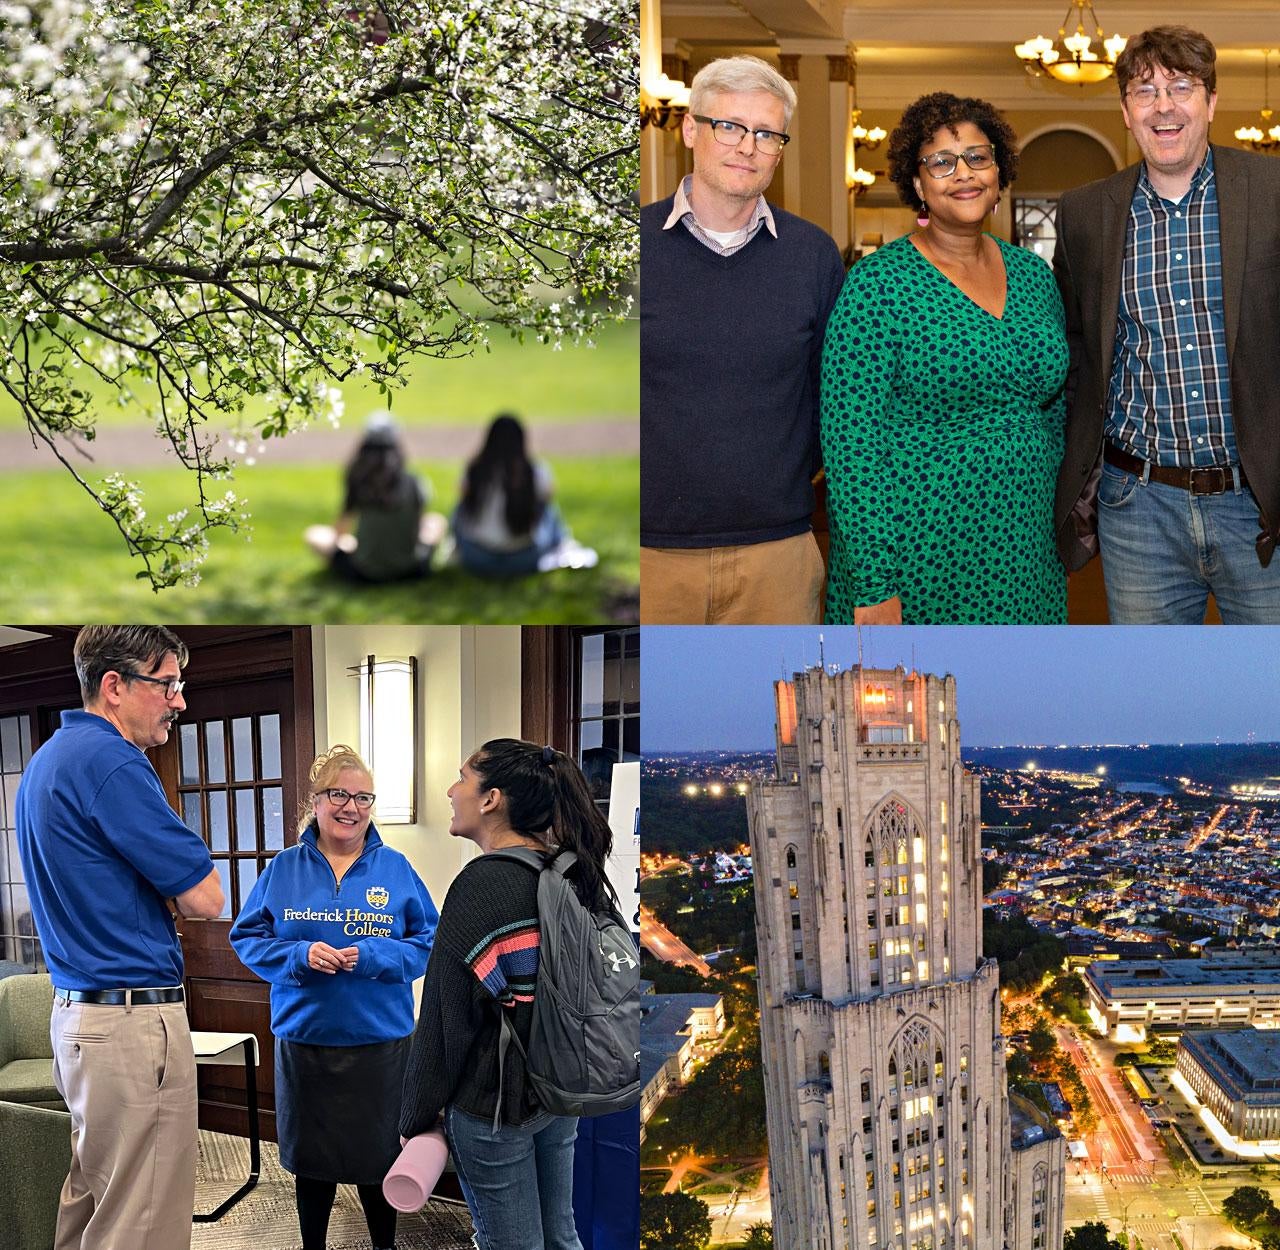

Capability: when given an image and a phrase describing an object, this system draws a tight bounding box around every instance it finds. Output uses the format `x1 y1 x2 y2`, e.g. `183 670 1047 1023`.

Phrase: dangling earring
916 203 930 228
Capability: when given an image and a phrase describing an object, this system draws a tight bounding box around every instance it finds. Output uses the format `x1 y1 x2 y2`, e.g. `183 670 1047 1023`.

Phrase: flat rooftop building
1082 950 1280 1042
1177 1029 1280 1145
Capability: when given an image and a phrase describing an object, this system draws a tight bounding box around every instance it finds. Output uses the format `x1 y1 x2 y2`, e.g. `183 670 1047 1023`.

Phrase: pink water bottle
382 1128 450 1212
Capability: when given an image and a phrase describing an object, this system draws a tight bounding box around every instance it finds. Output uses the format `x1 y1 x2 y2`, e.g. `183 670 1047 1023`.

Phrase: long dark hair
344 424 418 511
458 413 542 534
470 737 616 910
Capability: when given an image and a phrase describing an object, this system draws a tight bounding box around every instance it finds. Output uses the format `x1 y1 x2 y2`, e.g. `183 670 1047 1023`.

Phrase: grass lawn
0 317 638 431
2 457 637 623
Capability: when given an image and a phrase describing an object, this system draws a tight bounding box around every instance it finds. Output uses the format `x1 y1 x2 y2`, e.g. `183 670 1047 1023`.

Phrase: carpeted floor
192 1130 476 1250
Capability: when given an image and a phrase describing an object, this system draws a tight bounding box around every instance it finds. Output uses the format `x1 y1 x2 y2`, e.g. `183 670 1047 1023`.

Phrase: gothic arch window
786 847 796 868
867 795 923 867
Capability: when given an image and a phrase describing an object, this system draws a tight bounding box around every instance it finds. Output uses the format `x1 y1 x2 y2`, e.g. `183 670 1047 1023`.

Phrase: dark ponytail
470 737 616 909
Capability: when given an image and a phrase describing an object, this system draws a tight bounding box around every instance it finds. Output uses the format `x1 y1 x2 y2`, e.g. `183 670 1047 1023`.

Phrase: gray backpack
488 848 640 1125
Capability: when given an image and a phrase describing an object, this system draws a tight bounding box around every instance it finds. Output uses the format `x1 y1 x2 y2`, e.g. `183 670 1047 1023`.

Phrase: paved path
0 418 637 472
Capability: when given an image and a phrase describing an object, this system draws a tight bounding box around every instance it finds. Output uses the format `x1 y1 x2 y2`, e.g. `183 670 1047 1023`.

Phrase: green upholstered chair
0 973 62 1109
0 1100 71 1250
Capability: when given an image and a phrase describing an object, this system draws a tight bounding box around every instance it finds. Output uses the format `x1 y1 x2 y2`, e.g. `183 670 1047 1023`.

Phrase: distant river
1114 779 1175 795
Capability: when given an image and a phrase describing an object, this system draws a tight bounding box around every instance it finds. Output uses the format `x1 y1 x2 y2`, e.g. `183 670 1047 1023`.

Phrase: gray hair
689 55 797 129
74 626 189 704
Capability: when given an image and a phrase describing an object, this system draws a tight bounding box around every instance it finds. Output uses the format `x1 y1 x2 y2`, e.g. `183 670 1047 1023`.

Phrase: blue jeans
1096 461 1280 623
445 1105 582 1250
453 505 566 578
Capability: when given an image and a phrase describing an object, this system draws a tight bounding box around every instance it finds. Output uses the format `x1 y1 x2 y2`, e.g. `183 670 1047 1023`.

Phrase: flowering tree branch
0 0 638 587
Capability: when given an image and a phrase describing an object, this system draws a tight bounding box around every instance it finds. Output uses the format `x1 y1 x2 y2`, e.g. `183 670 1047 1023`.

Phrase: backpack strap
481 846 552 1130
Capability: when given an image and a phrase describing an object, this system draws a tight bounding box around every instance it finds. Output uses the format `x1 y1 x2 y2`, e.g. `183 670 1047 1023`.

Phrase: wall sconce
350 655 417 824
640 73 690 131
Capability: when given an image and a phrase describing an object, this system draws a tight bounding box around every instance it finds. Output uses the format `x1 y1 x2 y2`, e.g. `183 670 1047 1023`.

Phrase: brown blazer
1052 144 1280 571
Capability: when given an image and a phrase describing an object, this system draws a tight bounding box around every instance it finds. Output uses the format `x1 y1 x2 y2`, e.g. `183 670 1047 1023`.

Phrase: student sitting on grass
452 413 596 577
305 413 446 582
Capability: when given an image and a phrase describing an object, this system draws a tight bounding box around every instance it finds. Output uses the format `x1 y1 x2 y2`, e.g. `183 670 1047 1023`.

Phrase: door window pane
0 717 17 771
263 787 285 851
580 719 603 752
213 860 232 919
622 632 639 714
237 859 259 910
182 792 203 836
579 634 604 719
180 723 200 784
260 714 281 779
231 718 254 782
234 790 257 853
209 791 229 853
205 722 226 784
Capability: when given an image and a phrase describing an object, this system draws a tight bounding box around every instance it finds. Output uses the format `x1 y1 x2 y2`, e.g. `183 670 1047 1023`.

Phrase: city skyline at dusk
642 626 1280 751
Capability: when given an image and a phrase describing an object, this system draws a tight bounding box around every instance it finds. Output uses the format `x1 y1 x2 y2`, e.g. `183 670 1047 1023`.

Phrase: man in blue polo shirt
16 625 224 1250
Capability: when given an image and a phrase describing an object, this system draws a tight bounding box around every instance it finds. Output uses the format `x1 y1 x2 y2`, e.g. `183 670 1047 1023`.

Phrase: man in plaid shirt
1053 25 1280 622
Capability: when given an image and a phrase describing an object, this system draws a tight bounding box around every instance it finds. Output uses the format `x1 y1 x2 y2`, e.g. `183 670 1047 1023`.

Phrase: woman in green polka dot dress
821 93 1069 624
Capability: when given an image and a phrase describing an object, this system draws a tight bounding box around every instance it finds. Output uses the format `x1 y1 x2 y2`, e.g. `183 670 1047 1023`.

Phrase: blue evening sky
641 626 1280 750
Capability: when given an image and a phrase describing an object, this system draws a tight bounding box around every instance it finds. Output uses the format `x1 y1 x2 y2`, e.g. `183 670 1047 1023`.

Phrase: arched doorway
1013 127 1119 259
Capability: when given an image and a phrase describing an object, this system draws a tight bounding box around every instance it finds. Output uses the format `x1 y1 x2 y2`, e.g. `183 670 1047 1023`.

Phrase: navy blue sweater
641 197 845 548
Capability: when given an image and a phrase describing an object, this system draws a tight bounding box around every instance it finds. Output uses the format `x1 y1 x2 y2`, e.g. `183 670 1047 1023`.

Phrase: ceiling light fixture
1015 0 1127 85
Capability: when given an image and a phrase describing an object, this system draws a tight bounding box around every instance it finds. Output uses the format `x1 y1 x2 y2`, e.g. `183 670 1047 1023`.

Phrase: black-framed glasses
692 115 790 156
1126 79 1200 108
121 671 185 700
318 787 375 809
918 145 996 178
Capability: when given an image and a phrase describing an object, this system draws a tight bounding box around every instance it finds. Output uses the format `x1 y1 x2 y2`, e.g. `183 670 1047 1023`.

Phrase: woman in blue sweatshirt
231 745 438 1250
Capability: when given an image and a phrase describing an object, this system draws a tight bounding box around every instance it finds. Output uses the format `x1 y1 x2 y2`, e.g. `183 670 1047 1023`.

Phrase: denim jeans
1096 461 1280 623
453 505 567 578
445 1105 582 1250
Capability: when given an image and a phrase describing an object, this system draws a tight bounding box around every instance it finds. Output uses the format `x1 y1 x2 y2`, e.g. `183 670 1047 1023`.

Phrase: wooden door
149 630 314 1142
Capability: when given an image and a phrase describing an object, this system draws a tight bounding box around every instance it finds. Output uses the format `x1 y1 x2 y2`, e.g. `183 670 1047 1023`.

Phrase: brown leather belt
1104 442 1244 497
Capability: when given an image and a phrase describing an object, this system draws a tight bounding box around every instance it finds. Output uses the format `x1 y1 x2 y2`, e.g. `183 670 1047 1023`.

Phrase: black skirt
275 1035 411 1184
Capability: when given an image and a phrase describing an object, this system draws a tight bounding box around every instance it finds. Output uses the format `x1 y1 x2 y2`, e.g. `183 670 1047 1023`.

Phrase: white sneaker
538 541 599 572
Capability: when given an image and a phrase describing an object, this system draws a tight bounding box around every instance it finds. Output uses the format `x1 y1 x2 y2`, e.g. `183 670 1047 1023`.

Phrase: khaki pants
641 531 825 624
51 998 198 1250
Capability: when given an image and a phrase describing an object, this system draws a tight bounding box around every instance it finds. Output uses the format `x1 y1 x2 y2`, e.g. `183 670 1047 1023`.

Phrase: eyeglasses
917 145 996 178
1126 79 1201 108
692 115 790 156
121 671 185 700
318 788 375 809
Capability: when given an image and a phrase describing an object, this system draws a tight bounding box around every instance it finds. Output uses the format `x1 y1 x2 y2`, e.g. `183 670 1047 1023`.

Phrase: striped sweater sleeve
467 917 539 1004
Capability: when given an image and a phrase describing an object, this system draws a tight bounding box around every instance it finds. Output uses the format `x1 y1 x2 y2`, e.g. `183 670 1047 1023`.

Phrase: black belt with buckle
56 987 185 1006
1104 442 1244 497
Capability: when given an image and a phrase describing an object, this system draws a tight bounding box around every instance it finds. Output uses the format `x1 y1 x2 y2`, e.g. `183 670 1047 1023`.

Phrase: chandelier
1235 50 1280 153
640 73 690 131
1015 0 1127 85
847 52 882 194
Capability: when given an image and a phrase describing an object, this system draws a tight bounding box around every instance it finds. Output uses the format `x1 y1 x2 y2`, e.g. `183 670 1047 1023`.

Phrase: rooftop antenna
857 624 863 671
818 632 826 673
912 640 917 676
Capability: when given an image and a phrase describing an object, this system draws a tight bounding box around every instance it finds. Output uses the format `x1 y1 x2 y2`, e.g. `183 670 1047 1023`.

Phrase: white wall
309 627 522 907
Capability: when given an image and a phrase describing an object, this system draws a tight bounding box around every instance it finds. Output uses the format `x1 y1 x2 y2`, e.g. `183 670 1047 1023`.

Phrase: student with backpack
399 738 638 1250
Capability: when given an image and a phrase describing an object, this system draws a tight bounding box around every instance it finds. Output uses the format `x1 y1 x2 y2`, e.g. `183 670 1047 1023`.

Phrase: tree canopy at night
0 0 636 586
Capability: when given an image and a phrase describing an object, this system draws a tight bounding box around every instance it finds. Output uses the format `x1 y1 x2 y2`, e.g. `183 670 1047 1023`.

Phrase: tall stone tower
747 662 1063 1250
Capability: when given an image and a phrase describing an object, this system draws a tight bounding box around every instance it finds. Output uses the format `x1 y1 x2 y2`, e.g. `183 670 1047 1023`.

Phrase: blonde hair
297 744 373 835
689 55 796 129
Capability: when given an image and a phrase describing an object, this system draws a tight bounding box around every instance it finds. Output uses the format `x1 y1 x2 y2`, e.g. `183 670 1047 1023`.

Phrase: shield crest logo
366 885 389 909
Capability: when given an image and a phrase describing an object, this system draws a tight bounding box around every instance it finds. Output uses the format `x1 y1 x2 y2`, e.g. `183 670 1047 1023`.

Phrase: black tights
295 1175 397 1250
